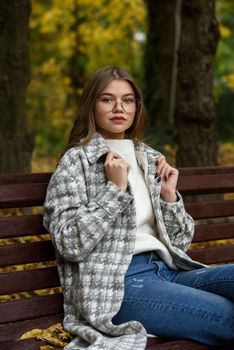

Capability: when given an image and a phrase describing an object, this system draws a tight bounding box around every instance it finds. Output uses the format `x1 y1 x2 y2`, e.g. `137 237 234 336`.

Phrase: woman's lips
110 116 126 123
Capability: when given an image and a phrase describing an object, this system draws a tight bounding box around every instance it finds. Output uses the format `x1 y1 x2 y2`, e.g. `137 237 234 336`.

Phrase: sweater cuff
93 181 133 217
160 190 184 209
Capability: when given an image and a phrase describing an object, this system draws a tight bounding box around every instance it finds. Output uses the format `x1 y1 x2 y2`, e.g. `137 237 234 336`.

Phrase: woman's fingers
104 152 130 191
105 151 122 163
156 156 178 181
156 156 166 178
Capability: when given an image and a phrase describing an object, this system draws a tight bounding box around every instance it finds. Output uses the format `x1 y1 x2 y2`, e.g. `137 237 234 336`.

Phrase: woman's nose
113 100 123 112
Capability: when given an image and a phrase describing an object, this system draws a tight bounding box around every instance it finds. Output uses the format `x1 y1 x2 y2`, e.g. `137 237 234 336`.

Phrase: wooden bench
0 166 234 350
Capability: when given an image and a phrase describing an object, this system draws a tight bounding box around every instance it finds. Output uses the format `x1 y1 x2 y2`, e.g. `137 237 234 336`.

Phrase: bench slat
0 338 211 350
0 167 233 183
0 183 48 208
0 267 60 295
178 166 234 176
0 241 55 267
0 315 210 350
0 314 63 343
185 200 234 219
0 171 233 209
188 244 234 265
0 338 61 350
178 174 234 195
1 216 233 241
0 214 47 238
146 339 210 350
0 294 63 324
0 173 52 185
193 221 234 242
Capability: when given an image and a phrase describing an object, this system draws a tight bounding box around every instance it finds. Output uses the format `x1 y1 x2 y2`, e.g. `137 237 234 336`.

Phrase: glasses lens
97 97 139 113
122 97 137 113
98 98 114 112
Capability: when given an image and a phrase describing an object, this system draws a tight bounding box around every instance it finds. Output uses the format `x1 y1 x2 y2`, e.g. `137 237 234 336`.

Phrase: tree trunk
144 0 177 133
0 0 33 173
65 0 87 111
175 0 219 167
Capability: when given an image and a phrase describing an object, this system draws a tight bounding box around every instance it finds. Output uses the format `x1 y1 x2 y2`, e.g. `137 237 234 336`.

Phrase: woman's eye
101 98 113 104
123 98 135 104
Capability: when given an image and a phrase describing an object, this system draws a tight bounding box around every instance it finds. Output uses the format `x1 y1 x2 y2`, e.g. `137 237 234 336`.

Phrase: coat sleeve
43 149 133 262
160 191 195 252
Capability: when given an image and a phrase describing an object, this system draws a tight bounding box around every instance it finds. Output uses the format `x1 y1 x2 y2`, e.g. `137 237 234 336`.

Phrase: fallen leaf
17 323 73 347
17 329 43 340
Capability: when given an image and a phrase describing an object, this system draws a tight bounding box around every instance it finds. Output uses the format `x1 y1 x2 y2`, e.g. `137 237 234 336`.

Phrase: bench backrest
0 166 234 326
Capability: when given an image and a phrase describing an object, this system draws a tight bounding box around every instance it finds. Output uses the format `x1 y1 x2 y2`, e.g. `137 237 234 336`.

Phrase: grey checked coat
43 132 204 350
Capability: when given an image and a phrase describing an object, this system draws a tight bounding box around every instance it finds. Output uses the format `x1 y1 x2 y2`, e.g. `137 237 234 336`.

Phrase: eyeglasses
96 96 141 114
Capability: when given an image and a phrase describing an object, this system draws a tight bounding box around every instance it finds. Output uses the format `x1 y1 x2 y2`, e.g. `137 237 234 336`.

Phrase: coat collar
83 132 159 164
83 133 109 164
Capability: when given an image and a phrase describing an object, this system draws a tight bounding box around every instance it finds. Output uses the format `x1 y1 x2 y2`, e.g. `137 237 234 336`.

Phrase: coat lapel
83 132 110 164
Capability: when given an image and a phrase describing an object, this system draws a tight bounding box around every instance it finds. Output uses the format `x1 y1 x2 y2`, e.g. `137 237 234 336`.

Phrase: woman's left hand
156 156 179 203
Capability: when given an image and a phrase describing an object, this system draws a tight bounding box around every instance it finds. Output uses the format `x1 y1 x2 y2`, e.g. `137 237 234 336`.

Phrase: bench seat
0 315 213 350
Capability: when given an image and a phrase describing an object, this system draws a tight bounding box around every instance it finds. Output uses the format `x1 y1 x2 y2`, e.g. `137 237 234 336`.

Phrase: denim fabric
112 252 234 346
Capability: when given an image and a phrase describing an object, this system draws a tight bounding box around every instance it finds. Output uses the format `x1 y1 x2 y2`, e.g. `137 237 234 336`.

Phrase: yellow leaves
222 73 234 88
0 287 61 303
19 329 42 339
219 24 232 39
31 0 146 77
59 32 76 57
40 58 60 75
40 8 65 34
33 0 146 64
50 110 66 128
18 323 73 348
28 0 146 157
218 142 234 167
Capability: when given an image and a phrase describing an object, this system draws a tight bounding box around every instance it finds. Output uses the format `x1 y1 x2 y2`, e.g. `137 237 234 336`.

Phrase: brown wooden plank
0 173 52 185
188 244 234 265
0 214 47 239
193 222 234 242
0 167 233 184
0 314 63 342
0 338 213 350
178 174 234 195
0 241 55 267
0 293 63 324
0 314 211 350
0 338 62 350
0 267 60 295
185 200 234 219
178 166 234 176
0 183 48 208
146 338 211 350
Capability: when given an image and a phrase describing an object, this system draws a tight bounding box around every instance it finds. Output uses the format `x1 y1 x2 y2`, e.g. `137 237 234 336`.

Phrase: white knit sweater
106 139 177 269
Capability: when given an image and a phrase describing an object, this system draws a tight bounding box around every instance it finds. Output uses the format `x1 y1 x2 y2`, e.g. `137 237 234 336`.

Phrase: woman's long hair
67 66 148 150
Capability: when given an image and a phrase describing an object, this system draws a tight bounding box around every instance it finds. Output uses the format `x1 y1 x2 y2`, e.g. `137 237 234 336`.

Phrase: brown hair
67 65 147 150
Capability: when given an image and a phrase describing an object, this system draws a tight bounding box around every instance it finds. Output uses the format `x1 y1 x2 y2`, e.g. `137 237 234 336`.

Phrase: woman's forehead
101 79 134 95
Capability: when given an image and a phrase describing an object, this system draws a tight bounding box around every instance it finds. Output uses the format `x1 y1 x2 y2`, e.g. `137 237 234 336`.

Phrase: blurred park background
0 0 234 174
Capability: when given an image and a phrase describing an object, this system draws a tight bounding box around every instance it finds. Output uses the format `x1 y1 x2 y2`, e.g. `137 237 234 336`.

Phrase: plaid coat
43 133 204 349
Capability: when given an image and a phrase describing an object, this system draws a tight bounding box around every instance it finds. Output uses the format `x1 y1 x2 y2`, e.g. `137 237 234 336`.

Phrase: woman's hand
104 152 131 192
156 156 179 202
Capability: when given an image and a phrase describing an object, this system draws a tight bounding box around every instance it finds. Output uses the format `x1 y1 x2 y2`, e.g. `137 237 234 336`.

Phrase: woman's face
94 79 136 139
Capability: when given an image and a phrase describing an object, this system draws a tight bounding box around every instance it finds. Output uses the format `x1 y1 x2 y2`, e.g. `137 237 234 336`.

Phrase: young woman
43 66 234 350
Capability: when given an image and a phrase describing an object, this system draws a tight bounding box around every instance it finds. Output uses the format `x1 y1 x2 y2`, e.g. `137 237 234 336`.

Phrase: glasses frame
96 97 142 114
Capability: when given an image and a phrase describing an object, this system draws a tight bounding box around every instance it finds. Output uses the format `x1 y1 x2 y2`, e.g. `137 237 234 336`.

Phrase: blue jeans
112 252 234 346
